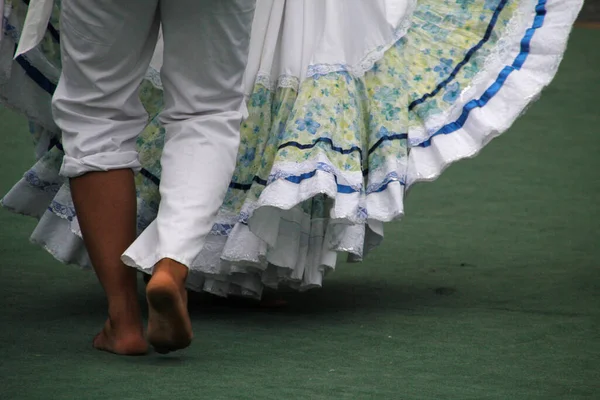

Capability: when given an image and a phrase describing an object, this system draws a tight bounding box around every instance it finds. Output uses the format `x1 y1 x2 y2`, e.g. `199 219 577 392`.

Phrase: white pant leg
121 0 255 270
52 0 160 177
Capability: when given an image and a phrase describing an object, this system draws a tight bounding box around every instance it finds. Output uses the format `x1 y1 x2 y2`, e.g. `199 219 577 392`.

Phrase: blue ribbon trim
417 0 547 148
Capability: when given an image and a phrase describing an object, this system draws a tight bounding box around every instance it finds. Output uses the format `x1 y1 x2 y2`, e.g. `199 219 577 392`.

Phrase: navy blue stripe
408 0 509 111
417 0 547 148
367 133 408 155
229 176 267 191
47 24 60 43
14 45 57 94
229 182 250 190
278 132 408 158
279 137 363 157
140 169 160 186
275 132 408 180
49 137 62 151
361 132 409 176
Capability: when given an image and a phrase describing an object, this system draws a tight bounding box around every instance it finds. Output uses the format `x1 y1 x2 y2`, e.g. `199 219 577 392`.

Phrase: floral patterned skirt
0 0 583 298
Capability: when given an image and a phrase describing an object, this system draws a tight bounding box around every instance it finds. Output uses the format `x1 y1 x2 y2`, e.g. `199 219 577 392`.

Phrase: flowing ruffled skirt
0 0 583 298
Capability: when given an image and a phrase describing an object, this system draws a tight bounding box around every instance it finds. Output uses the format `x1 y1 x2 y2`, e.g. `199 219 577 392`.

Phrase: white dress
0 0 584 298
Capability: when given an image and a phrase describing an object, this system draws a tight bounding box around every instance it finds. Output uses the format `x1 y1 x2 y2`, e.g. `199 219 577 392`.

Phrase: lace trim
24 170 62 194
144 66 163 90
249 0 418 92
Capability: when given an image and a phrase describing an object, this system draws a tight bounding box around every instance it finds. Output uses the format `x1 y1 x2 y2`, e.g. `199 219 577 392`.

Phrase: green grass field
0 28 599 400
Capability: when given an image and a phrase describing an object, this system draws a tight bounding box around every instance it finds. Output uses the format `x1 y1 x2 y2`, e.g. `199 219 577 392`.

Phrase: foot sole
146 277 192 354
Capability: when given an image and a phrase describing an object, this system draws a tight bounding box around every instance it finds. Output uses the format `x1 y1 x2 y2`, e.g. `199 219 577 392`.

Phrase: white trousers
52 0 255 269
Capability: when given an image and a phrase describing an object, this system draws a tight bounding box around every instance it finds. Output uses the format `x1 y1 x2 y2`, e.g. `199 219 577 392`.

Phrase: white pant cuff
59 153 142 178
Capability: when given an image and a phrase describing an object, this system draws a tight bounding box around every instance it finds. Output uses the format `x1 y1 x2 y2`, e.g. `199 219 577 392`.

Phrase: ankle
106 314 144 334
153 258 189 284
107 297 142 324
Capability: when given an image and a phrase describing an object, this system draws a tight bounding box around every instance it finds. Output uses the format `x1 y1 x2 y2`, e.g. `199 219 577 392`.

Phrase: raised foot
146 266 193 354
92 319 148 356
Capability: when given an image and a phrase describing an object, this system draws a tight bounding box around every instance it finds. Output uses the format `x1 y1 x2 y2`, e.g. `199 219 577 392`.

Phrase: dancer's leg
52 0 160 355
70 170 146 355
133 0 255 353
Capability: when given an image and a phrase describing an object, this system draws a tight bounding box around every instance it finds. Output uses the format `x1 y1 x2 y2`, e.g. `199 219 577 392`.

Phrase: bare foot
146 260 193 354
92 318 148 356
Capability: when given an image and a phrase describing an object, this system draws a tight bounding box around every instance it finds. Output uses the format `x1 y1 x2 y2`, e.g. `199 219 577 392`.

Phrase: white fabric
14 0 416 68
146 0 416 93
54 0 415 272
53 0 255 269
13 0 53 57
244 0 416 88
